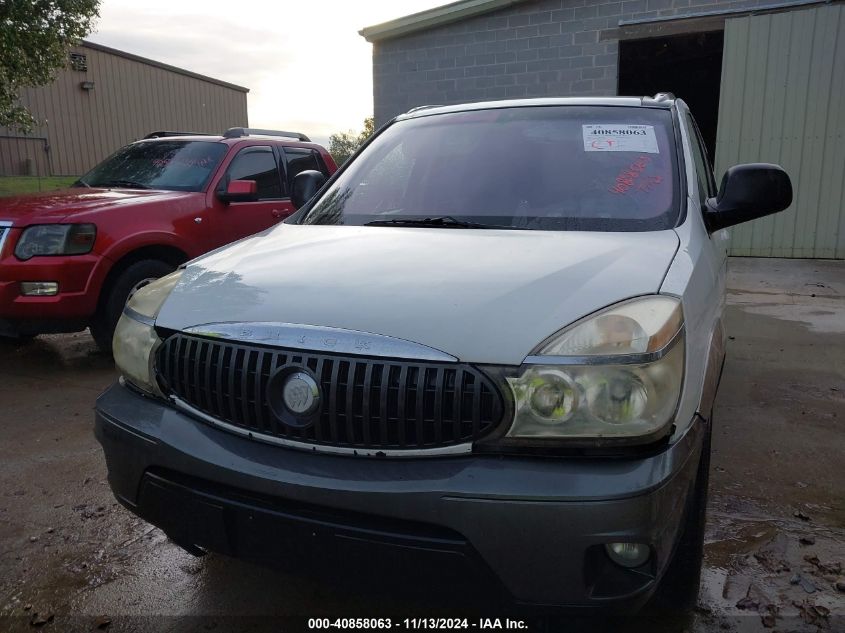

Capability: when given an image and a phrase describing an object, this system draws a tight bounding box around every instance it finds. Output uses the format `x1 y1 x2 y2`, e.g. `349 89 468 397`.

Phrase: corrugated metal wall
715 4 845 259
0 137 50 176
0 43 249 177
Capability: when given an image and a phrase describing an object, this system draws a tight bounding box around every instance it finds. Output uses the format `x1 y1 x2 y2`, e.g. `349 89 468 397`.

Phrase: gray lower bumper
94 382 704 609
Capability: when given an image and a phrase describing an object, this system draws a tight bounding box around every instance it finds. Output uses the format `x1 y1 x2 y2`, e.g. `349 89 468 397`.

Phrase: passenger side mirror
292 170 326 210
704 164 792 231
217 179 258 203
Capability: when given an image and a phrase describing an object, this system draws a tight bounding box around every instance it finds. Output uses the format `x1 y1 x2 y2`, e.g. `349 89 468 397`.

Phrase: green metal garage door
715 4 845 258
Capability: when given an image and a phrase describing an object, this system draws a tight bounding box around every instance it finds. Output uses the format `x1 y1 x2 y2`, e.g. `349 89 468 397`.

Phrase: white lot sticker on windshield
582 124 659 153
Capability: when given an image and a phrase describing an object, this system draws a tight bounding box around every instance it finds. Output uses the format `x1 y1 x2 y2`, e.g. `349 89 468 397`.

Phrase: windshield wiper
364 216 523 230
99 179 151 190
73 178 91 188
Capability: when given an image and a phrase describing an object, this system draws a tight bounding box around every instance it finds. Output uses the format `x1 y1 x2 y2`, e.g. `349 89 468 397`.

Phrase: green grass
0 176 78 197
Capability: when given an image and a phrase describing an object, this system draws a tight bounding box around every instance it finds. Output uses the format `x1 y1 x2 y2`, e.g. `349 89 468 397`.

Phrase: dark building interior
618 30 725 162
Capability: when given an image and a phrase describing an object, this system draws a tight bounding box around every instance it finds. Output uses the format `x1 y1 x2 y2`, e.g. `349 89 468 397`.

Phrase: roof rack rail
405 104 443 114
222 127 311 142
144 131 210 139
653 92 675 102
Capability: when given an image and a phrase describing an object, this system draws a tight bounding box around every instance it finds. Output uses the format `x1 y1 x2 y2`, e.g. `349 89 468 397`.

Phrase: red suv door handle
272 209 282 218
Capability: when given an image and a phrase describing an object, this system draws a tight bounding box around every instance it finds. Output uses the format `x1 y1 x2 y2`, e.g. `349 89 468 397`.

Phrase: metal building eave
360 0 525 42
80 40 250 93
618 0 833 26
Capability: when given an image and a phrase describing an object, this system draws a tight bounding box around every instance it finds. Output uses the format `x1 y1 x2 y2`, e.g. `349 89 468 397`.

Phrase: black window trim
271 144 291 199
670 105 688 229
220 144 286 201
282 146 330 191
686 112 717 200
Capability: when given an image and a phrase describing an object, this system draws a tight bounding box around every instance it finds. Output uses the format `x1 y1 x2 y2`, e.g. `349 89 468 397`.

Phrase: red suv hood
0 188 197 226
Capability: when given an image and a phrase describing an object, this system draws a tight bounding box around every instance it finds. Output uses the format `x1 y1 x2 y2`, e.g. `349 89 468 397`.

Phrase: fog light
21 281 59 296
605 542 650 568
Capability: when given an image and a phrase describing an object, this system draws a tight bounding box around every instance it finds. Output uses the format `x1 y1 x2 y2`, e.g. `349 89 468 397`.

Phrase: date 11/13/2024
307 618 530 630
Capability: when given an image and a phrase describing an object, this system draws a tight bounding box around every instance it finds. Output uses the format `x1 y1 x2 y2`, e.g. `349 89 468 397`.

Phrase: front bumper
0 241 104 334
94 382 705 611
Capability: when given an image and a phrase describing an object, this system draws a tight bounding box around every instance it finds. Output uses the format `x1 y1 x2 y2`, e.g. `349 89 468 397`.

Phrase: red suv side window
284 148 329 193
224 145 284 199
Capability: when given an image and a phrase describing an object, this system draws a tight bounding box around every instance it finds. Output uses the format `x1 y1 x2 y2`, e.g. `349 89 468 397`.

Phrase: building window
69 53 88 72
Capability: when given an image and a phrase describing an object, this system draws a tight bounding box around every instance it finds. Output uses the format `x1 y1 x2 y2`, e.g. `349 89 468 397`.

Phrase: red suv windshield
78 140 227 192
303 106 680 231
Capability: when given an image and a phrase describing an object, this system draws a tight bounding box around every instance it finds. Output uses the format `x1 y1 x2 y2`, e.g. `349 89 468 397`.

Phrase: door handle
271 209 282 218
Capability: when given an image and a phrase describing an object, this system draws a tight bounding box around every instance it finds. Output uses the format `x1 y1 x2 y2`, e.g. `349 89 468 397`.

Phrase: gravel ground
0 257 843 633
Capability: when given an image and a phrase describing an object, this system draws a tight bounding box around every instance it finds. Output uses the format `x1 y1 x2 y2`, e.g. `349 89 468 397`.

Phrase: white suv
96 95 792 612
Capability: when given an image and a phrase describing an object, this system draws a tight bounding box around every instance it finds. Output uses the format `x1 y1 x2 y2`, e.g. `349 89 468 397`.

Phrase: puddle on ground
699 493 845 632
734 302 845 334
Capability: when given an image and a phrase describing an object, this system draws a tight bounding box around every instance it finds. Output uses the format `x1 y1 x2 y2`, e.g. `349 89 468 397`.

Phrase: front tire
90 259 174 353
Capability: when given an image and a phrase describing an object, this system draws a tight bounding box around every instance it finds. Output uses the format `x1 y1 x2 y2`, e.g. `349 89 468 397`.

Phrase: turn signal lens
535 296 682 356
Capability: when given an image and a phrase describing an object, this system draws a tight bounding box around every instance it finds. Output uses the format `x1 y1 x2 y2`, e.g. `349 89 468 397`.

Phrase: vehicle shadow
186 552 701 633
0 332 115 376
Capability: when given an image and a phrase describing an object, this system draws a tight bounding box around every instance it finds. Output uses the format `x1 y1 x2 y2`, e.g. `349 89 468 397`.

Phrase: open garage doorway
618 30 724 159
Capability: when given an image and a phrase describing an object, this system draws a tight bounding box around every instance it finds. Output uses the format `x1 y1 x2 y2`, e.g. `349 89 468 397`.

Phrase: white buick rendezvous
96 95 791 612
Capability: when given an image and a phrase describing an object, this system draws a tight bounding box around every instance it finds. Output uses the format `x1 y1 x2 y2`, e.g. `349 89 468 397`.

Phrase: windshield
302 106 680 231
78 140 227 192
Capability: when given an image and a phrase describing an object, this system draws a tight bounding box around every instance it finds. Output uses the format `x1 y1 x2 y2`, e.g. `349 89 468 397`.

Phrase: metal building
362 0 845 258
0 40 249 178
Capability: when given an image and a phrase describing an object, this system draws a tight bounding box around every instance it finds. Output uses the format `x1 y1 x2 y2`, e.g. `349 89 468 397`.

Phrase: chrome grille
156 333 504 451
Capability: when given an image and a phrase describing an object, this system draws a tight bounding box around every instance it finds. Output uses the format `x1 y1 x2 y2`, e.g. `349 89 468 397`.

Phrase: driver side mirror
292 170 326 209
217 179 258 203
704 163 792 231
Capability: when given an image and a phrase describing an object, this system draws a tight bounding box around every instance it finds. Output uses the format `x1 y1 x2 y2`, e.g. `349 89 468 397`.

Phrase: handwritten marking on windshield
609 155 651 194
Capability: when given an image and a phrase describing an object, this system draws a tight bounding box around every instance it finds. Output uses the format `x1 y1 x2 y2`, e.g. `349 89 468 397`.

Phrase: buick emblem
282 371 319 415
267 367 320 427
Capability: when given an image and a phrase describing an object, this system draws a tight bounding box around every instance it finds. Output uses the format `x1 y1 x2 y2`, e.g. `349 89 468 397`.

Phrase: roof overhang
81 40 249 93
360 0 525 43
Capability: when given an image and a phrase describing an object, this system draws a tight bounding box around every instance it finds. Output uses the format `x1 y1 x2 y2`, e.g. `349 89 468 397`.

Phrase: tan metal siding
716 4 845 259
0 43 248 176
0 137 49 176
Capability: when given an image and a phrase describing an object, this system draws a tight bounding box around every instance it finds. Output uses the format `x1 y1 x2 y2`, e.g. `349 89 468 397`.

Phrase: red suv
0 128 337 350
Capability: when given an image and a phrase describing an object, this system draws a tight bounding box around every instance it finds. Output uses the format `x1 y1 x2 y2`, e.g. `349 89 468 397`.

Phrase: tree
0 0 100 132
329 116 375 166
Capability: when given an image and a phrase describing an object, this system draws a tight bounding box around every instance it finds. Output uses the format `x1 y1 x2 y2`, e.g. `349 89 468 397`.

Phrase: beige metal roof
360 0 525 42
81 40 249 93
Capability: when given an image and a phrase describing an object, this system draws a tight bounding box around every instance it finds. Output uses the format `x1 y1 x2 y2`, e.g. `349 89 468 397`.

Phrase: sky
86 1 446 147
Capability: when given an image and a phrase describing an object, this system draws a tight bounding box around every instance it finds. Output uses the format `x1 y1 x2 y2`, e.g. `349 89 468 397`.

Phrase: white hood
156 224 680 364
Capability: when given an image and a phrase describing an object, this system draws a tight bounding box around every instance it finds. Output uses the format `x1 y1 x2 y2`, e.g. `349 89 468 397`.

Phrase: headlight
505 296 684 444
113 270 182 396
15 224 97 260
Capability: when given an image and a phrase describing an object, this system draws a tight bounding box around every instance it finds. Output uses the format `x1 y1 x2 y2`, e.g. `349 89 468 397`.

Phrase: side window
224 145 283 199
284 148 330 191
685 113 717 202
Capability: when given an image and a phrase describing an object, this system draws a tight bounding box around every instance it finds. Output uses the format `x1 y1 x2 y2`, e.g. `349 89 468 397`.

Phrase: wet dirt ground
0 258 842 633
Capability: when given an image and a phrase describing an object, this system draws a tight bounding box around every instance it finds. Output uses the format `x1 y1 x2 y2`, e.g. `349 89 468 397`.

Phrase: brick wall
372 0 771 125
